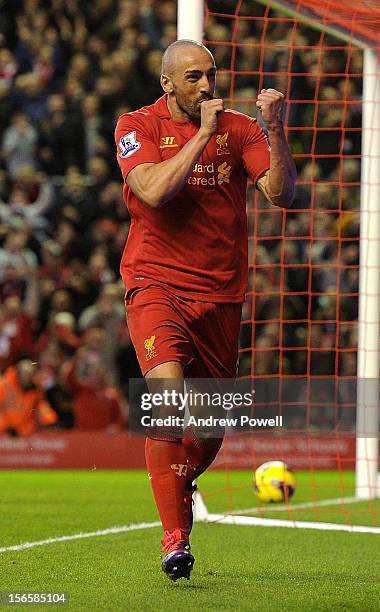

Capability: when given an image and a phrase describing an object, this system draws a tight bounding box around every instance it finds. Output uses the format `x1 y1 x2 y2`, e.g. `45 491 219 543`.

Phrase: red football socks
145 437 189 541
183 426 223 483
145 430 224 542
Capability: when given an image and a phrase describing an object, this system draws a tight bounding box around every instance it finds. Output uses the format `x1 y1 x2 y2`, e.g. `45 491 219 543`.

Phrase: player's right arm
116 99 223 208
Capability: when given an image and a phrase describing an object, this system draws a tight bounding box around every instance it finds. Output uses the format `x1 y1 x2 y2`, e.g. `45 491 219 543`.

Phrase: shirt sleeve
115 113 162 181
241 118 271 185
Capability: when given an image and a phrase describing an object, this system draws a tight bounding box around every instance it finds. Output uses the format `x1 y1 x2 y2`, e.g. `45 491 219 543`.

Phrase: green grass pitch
0 470 379 611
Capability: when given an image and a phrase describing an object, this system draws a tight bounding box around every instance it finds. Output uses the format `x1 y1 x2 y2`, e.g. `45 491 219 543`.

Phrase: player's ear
160 73 173 94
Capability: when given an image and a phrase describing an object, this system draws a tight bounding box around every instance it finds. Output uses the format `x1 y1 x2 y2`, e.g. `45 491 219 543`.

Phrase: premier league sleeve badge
118 131 141 158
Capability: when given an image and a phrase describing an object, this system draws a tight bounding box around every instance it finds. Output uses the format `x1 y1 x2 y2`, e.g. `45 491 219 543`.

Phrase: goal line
204 513 380 535
193 491 380 533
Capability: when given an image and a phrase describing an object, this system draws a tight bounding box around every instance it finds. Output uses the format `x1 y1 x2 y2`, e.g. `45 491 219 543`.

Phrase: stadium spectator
0 167 54 236
1 112 38 178
37 310 79 356
78 283 125 383
12 73 48 124
0 359 57 436
0 228 38 281
0 48 17 89
0 294 36 370
38 94 79 176
64 344 125 431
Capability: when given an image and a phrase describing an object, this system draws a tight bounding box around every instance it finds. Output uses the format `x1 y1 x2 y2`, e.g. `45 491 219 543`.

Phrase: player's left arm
256 88 296 208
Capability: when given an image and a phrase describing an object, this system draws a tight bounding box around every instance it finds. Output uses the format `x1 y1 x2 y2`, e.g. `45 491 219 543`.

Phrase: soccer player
115 39 296 580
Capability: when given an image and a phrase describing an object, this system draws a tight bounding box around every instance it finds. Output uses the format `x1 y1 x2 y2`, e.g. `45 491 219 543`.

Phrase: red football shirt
115 95 270 302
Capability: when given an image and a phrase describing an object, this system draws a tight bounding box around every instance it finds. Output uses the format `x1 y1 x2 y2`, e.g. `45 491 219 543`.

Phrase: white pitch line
232 496 359 515
206 513 380 534
0 521 161 554
2 497 379 554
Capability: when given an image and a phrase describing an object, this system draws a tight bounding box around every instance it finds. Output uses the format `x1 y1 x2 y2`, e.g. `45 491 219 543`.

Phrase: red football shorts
125 285 242 378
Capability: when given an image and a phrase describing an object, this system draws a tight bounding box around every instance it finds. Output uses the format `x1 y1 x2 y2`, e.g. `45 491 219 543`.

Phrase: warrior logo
160 136 178 148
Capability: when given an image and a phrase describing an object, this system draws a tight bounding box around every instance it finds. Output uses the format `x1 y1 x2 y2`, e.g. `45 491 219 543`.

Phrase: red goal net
200 0 380 527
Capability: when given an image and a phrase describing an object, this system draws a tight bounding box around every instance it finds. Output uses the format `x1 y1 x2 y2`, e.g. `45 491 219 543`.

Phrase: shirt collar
151 95 172 119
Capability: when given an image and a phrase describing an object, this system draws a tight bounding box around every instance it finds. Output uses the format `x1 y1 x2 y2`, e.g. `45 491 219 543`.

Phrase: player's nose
198 74 212 95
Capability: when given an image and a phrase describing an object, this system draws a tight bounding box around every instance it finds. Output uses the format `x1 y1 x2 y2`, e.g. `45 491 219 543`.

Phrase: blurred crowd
0 0 360 435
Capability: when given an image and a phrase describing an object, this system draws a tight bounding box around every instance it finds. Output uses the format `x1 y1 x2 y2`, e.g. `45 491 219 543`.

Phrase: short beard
176 97 201 122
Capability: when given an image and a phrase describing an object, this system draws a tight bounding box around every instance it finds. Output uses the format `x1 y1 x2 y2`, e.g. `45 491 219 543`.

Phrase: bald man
115 39 296 581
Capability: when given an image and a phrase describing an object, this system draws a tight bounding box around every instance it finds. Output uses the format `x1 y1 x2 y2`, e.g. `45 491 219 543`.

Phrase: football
254 461 296 503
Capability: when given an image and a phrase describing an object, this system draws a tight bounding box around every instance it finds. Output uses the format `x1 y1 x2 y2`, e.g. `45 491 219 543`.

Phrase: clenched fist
256 88 284 129
200 98 224 136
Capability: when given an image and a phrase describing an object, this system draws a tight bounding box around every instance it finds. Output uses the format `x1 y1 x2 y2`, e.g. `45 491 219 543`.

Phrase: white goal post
176 0 380 499
356 46 380 499
177 0 204 42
